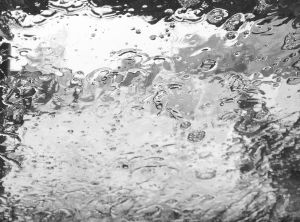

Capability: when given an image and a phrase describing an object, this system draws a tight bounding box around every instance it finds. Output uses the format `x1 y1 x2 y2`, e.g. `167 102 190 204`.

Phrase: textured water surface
0 0 300 221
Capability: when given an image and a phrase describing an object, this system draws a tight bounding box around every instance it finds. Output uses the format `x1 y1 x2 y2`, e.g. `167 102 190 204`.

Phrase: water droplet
180 121 191 129
206 8 228 25
149 35 157 40
282 57 290 63
164 8 174 15
198 151 211 159
239 160 254 173
187 130 206 142
91 6 115 18
225 31 237 40
40 9 57 17
223 13 245 31
289 52 298 58
282 32 300 50
169 22 175 28
286 76 300 85
262 66 272 71
128 8 135 12
274 68 283 74
234 119 261 135
173 8 203 22
195 169 216 180
234 51 241 57
292 60 300 70
198 58 217 72
67 129 73 134
110 147 117 151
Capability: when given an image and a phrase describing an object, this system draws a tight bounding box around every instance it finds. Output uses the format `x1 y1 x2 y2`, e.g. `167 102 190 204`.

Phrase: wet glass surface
0 0 300 221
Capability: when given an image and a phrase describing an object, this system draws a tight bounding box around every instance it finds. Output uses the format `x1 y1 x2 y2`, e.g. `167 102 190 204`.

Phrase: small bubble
136 29 141 34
